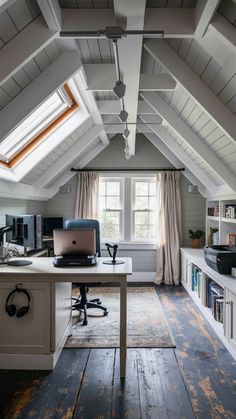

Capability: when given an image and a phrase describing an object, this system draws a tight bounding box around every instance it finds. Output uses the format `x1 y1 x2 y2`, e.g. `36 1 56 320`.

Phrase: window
132 178 157 241
99 175 159 243
99 178 123 241
0 84 77 166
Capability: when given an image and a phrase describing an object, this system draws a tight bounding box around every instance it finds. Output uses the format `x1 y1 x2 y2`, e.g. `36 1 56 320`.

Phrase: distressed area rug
65 287 175 348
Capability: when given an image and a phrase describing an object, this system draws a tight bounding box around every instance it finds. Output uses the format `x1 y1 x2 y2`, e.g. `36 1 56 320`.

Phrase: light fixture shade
119 110 128 122
113 81 126 99
122 128 130 139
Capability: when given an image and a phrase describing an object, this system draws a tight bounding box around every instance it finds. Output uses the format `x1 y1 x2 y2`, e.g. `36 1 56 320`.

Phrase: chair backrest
64 219 101 256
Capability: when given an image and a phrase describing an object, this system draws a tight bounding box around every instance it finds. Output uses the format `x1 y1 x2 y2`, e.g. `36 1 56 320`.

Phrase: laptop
53 229 96 256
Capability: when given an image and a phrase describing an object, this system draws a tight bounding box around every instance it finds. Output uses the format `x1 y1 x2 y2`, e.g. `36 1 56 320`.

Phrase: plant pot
191 239 200 248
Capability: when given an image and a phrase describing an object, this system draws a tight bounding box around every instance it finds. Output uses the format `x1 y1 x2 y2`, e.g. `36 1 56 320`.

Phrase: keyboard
53 255 97 267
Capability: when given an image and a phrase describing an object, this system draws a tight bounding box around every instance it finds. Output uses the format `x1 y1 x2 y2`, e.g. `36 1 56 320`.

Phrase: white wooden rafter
0 51 82 141
97 100 162 117
137 127 207 197
144 39 236 147
37 0 62 30
140 92 236 192
33 125 104 189
0 15 57 86
50 141 107 194
139 115 215 193
0 179 53 200
194 0 220 37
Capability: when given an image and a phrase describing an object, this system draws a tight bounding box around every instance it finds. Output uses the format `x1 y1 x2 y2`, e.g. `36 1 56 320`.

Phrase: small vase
191 239 200 248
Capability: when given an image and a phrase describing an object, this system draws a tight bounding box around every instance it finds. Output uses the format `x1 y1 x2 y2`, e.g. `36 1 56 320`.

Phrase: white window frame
132 177 158 243
99 173 159 248
99 177 124 242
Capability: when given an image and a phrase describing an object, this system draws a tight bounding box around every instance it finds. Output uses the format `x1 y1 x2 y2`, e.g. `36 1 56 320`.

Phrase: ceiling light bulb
113 81 126 99
122 128 130 139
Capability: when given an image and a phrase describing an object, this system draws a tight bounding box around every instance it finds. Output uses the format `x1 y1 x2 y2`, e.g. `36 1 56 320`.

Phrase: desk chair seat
65 219 108 326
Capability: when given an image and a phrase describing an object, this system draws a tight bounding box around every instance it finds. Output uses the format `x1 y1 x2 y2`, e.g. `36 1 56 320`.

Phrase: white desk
0 257 132 378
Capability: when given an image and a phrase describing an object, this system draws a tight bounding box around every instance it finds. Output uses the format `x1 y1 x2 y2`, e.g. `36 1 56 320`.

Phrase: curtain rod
71 168 185 172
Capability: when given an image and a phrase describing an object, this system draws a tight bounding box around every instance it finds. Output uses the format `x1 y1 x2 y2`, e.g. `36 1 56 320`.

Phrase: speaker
5 286 31 318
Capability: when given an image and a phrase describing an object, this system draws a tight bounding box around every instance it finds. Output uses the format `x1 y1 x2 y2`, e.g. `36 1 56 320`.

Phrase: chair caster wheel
104 311 108 316
83 320 88 326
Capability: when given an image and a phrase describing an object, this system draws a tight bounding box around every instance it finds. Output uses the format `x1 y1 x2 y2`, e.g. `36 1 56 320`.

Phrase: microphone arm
105 242 118 263
0 226 13 246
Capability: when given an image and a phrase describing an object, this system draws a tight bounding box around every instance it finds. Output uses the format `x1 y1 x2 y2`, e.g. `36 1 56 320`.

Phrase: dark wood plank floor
1 285 236 419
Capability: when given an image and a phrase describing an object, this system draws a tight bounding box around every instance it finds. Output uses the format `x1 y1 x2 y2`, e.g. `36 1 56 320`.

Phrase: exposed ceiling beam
71 70 110 146
138 128 207 197
194 0 220 37
140 115 216 193
141 92 236 192
37 0 62 30
0 51 82 141
209 13 236 55
0 0 15 13
61 8 195 38
0 15 57 86
144 39 236 146
50 141 106 193
0 179 52 201
33 125 104 188
97 100 162 120
113 0 146 156
83 64 176 92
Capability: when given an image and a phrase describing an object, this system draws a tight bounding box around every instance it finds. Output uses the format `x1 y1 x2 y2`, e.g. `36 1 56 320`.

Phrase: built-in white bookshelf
206 199 236 246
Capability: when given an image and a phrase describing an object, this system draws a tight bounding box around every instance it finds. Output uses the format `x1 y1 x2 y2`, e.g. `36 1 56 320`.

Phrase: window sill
101 242 157 251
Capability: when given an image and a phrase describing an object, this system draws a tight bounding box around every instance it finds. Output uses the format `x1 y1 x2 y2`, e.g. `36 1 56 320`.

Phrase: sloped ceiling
0 0 236 201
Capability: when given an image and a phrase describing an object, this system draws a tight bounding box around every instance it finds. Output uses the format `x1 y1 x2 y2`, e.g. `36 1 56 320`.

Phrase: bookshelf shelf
206 198 236 246
181 248 236 361
221 217 236 224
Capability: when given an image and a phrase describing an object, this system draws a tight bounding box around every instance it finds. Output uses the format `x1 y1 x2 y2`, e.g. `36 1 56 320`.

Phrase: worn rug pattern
65 287 175 348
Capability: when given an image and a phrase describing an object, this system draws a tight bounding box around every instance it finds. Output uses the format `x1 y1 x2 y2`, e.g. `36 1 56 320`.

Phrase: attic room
0 0 236 417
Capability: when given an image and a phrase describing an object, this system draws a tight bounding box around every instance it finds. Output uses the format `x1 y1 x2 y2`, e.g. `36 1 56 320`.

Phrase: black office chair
65 219 108 325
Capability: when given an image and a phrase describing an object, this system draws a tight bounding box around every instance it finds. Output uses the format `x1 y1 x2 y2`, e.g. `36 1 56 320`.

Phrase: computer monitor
42 217 63 237
5 214 42 249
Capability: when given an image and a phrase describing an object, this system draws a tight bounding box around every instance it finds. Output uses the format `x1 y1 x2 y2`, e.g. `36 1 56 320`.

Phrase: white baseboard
128 272 156 282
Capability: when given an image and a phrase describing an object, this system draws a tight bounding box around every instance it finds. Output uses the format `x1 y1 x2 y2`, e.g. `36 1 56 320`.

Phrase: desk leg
120 277 127 378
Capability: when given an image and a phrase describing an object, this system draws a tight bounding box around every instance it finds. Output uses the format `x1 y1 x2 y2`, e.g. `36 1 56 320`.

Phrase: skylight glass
0 87 73 162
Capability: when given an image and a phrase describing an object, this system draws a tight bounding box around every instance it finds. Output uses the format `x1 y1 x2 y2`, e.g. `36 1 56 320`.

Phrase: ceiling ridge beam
37 0 62 30
0 51 82 141
141 92 236 192
33 124 104 188
144 39 236 146
0 15 57 86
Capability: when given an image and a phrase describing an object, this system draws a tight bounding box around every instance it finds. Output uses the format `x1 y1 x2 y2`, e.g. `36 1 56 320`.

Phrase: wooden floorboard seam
173 348 197 419
72 348 91 418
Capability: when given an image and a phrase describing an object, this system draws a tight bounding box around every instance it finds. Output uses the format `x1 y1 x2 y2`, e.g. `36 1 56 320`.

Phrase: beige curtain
74 171 99 219
156 172 182 285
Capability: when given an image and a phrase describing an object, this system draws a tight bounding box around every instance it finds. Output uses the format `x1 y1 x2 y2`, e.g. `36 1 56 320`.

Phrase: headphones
5 284 31 318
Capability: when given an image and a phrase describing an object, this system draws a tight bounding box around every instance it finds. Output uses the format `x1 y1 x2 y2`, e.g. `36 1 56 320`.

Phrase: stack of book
224 204 236 219
208 206 219 217
207 279 224 323
192 265 201 297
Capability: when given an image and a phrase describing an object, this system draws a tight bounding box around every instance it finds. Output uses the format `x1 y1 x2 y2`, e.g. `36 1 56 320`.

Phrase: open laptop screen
53 229 96 256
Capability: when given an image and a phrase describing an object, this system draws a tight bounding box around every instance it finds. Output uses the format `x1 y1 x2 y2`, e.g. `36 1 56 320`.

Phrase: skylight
0 86 73 162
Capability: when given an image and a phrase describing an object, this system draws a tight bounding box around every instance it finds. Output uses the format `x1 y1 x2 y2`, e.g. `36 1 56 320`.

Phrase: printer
204 245 236 274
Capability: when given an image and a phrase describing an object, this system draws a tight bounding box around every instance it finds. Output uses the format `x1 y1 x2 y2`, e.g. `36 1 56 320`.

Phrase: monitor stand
7 260 32 266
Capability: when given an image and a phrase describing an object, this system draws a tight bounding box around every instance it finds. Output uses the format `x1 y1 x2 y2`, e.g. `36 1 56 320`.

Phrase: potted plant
188 229 204 248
